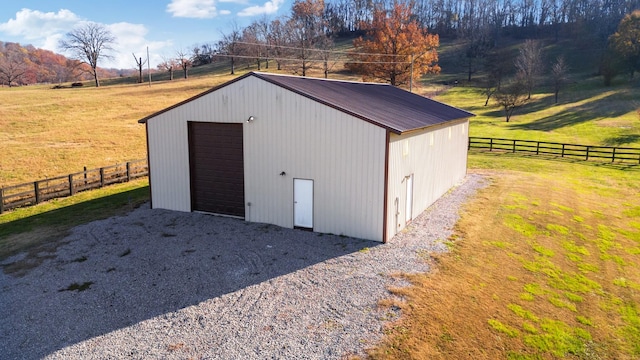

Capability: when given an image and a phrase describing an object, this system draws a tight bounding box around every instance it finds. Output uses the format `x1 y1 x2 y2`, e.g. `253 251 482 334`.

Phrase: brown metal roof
252 72 474 134
139 72 474 134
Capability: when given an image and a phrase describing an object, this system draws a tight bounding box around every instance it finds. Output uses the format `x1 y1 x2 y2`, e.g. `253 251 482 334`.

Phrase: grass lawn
0 72 239 186
432 77 640 149
367 153 640 359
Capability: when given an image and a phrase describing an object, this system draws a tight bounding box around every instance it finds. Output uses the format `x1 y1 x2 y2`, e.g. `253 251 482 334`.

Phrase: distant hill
0 41 133 86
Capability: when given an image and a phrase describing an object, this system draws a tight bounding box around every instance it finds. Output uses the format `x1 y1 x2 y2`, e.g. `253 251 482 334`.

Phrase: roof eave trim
395 116 472 135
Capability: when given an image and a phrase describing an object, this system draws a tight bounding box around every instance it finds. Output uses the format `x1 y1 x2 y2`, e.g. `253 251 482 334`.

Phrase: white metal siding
146 76 387 241
147 116 191 211
243 77 387 241
385 119 469 241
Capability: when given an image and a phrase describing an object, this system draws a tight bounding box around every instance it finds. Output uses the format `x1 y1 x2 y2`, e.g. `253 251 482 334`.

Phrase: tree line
166 0 638 82
327 0 639 41
0 41 128 87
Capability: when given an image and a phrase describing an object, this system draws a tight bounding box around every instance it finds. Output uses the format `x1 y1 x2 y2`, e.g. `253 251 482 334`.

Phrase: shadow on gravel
0 208 379 359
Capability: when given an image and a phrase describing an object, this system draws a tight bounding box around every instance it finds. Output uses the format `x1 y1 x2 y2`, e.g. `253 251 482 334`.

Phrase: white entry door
405 174 414 224
294 179 313 229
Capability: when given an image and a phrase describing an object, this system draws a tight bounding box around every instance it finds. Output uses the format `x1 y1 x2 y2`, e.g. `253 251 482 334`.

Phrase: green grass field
1 36 639 358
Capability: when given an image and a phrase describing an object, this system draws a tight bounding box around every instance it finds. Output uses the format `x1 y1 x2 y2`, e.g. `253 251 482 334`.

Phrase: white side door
405 174 414 224
294 179 313 229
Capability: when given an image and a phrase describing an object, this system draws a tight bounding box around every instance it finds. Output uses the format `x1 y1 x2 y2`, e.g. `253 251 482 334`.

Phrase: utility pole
147 46 151 87
409 54 414 92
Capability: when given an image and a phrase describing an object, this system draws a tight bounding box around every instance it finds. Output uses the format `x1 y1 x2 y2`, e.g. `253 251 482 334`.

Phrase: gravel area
0 173 487 360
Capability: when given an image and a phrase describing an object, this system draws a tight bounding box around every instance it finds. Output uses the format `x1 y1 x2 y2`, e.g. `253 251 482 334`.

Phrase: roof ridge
250 71 391 87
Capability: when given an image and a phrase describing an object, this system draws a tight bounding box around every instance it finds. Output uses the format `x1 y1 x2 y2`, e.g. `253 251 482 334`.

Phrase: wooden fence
0 159 148 214
468 137 640 164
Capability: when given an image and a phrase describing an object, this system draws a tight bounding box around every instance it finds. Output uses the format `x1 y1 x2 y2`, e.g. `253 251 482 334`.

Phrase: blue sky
0 0 291 69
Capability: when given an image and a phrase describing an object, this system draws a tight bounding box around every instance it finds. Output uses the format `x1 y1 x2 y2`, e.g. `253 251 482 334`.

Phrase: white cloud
107 22 173 69
238 0 284 16
0 8 79 38
0 8 173 70
219 10 232 15
0 8 79 51
166 0 218 18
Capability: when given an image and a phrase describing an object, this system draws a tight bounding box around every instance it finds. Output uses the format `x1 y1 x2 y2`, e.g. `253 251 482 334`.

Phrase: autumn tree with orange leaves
346 2 440 87
609 10 640 78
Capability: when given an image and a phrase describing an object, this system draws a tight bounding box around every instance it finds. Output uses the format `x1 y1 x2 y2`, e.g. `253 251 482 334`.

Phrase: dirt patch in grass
367 168 640 359
0 227 71 277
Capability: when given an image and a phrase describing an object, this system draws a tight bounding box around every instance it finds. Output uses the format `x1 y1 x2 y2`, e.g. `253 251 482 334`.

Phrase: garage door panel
188 122 244 217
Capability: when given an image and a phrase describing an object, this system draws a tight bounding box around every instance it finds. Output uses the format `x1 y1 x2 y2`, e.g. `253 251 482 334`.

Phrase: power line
232 40 410 59
212 53 412 65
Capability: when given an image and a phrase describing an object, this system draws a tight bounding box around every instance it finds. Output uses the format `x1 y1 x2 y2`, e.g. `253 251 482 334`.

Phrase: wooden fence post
34 181 41 204
536 142 540 155
69 174 75 196
561 144 565 157
612 148 616 163
100 168 105 187
586 147 590 160
512 139 516 153
489 138 493 151
0 188 4 214
84 166 88 186
126 162 131 181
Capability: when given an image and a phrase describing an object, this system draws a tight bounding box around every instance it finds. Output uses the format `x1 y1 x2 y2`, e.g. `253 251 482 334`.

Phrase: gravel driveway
0 174 486 360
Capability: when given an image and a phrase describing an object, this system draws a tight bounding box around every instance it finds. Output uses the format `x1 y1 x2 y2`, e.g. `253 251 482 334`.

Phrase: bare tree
494 78 528 122
243 22 266 70
59 22 116 87
157 56 179 80
318 36 336 78
132 53 147 83
268 18 290 71
465 34 492 82
176 49 191 79
219 23 243 75
514 39 543 99
482 47 513 106
246 17 271 70
551 55 569 103
59 58 85 83
288 0 326 76
0 47 27 87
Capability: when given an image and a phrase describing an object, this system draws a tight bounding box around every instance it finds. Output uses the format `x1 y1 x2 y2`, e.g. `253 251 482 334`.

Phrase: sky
0 0 292 69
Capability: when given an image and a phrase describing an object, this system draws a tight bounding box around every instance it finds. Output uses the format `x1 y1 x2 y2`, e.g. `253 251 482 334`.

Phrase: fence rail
468 137 640 164
0 159 147 214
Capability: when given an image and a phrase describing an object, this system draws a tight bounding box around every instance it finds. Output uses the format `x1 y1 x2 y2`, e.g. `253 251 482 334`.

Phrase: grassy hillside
434 77 640 147
0 72 238 186
422 37 640 148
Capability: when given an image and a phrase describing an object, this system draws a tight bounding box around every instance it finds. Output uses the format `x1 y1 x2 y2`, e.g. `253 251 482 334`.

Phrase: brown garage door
188 122 244 217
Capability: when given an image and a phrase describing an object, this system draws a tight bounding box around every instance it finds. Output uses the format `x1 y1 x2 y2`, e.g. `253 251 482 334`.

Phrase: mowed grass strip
367 154 640 359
